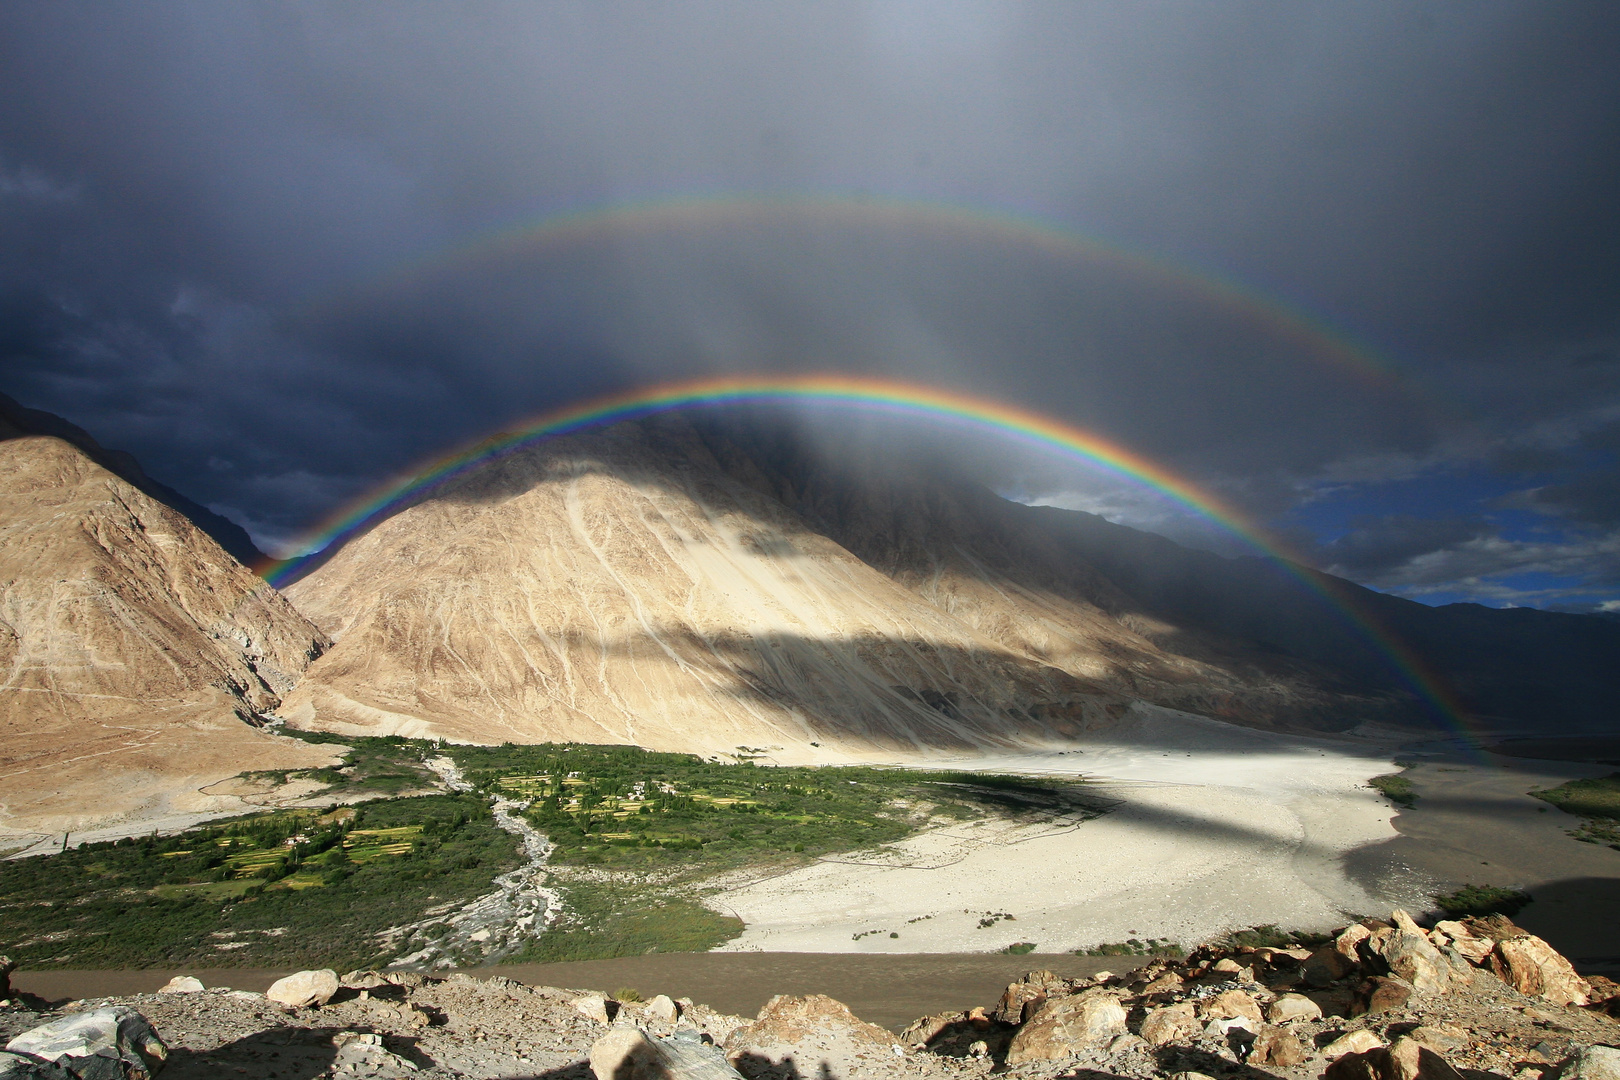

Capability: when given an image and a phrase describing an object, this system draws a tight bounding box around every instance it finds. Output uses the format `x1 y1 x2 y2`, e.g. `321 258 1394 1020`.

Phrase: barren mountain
0 430 338 841
279 418 1379 756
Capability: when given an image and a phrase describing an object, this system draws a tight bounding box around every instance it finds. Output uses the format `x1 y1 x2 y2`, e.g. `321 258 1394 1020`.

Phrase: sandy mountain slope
0 433 339 841
704 431 1405 731
281 420 1154 757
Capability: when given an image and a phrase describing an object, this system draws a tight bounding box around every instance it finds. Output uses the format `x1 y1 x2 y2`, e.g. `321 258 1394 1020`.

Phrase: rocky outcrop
0 435 338 837
1004 989 1127 1063
723 993 903 1076
1 910 1617 1080
589 1027 742 1080
3 1008 166 1079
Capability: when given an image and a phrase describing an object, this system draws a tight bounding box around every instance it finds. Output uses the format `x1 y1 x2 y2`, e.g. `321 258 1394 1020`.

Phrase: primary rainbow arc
259 373 1470 733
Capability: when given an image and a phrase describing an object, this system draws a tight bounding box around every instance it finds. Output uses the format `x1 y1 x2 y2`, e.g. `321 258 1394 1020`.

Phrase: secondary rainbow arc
259 374 1472 734
315 191 1414 394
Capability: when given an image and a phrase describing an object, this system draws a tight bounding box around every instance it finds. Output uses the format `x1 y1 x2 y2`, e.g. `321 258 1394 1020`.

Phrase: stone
994 971 1059 1024
156 976 204 994
644 994 679 1023
0 1052 75 1080
265 968 339 1008
1323 1030 1387 1059
1360 976 1415 1015
1305 946 1357 987
1267 993 1323 1023
1433 921 1495 965
1249 1026 1309 1067
1005 990 1128 1064
4 1007 168 1080
898 1014 953 1049
1336 923 1374 961
1205 1016 1257 1037
1139 1003 1200 1046
1365 917 1454 995
1407 1025 1468 1054
1491 935 1592 1006
1200 989 1264 1027
573 995 613 1024
724 994 903 1077
592 1028 744 1080
1211 958 1244 975
1551 1045 1620 1080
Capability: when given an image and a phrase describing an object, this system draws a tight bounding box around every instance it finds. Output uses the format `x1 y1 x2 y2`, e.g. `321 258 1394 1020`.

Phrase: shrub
1369 774 1416 807
1005 942 1037 955
1434 884 1532 918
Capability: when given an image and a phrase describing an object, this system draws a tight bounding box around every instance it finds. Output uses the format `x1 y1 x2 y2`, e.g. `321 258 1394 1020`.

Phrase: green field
1531 772 1620 849
449 742 1107 963
0 794 518 971
2 736 1107 970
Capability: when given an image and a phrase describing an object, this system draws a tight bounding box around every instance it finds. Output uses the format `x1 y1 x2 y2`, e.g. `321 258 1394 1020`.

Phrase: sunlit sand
710 704 1405 953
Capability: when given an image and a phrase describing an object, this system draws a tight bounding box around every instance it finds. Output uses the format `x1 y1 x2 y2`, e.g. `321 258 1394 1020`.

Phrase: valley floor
709 705 1412 954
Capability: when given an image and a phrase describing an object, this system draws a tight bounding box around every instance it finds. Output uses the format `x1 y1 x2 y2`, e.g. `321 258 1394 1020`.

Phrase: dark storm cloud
0 1 1618 604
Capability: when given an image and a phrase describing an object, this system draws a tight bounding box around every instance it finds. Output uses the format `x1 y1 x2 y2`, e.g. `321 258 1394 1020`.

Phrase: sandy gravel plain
711 704 1412 953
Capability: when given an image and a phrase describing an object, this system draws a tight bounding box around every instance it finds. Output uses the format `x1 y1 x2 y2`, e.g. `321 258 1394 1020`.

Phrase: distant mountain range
4 400 1617 835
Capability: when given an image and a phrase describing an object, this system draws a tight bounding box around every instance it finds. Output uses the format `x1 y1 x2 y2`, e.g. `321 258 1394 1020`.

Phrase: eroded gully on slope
384 755 566 969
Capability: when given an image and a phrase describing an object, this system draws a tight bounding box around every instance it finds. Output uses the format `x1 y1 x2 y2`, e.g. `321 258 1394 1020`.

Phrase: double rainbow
259 374 1468 732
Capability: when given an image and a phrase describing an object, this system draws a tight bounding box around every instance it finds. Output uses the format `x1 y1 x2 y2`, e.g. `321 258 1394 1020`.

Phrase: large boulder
994 970 1061 1024
1248 1026 1309 1067
591 1028 742 1080
1432 921 1494 965
1304 946 1357 987
1267 994 1323 1024
1005 990 1127 1064
1198 989 1264 1028
1363 912 1454 995
1139 1003 1200 1046
3 1008 167 1079
1359 976 1415 1015
265 969 340 1009
724 995 902 1078
1490 935 1591 1006
154 978 202 995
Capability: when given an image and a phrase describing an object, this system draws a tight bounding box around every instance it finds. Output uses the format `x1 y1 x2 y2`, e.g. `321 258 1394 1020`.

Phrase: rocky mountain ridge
0 432 339 839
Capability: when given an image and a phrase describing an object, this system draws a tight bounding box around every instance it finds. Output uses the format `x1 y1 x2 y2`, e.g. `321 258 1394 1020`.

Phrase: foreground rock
264 970 339 1009
1 909 1616 1080
3 1008 166 1079
590 1027 742 1079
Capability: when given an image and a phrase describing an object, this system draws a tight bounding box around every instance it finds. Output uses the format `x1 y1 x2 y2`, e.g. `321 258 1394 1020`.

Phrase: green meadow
1 735 1104 969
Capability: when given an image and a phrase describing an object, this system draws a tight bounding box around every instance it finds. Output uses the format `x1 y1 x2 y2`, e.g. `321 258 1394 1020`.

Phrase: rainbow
318 192 1416 394
260 373 1470 732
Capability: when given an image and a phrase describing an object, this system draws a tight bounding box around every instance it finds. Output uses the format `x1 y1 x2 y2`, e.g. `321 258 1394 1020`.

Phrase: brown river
11 953 1137 1031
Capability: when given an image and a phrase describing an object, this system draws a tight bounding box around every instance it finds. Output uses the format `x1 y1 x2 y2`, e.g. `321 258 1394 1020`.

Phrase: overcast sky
2 2 1618 611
